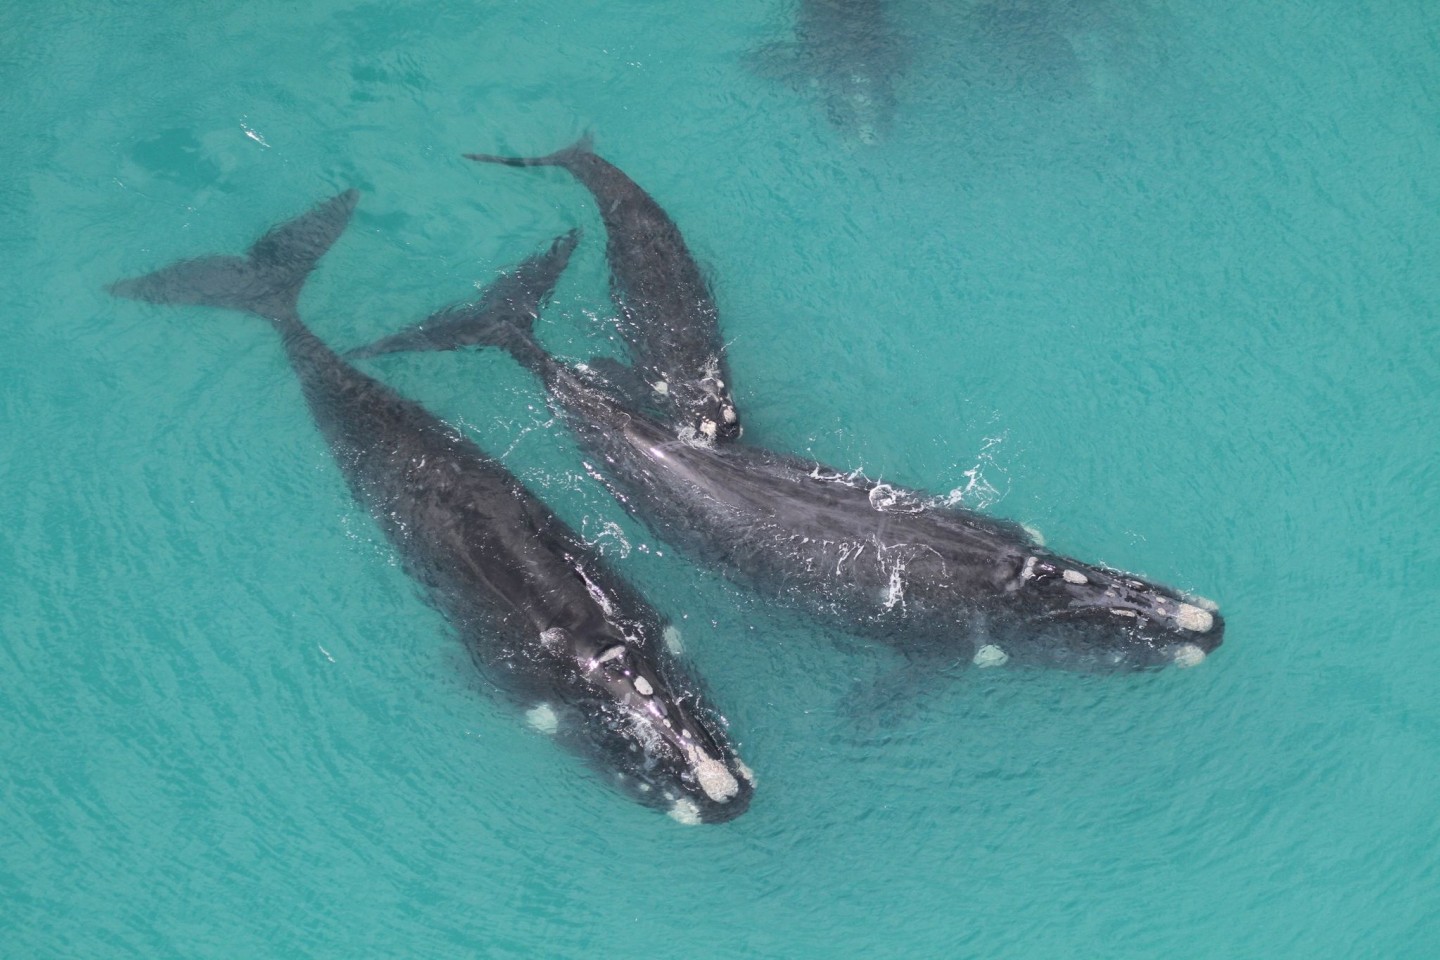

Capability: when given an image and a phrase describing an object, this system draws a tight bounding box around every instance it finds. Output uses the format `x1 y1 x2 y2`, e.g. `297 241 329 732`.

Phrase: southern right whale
352 297 1224 677
108 192 753 824
464 136 742 443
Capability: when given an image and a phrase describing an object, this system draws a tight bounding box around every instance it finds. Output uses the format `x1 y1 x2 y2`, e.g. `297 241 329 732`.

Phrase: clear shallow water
2 1 1436 956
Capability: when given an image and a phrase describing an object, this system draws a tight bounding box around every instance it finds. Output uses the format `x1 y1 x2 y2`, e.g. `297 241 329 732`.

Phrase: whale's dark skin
107 193 753 824
464 137 741 443
359 298 1224 676
345 229 579 361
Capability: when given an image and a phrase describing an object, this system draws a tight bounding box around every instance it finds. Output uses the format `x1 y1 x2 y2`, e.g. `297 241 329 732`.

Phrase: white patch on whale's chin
663 625 684 654
1171 643 1207 668
668 798 702 825
525 703 559 735
973 644 1009 668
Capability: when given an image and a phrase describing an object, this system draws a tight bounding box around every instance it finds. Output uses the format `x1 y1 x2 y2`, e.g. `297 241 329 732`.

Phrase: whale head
996 554 1225 671
548 625 754 823
670 366 741 443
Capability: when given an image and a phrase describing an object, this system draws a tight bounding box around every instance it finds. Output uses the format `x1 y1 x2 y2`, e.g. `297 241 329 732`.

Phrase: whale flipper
108 190 360 321
346 229 580 361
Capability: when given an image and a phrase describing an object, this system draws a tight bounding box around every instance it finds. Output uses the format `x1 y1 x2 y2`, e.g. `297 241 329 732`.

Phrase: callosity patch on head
693 757 740 803
1173 602 1214 633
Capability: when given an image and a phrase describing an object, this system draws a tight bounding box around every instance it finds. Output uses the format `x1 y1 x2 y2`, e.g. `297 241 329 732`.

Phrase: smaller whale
109 192 753 824
464 135 742 443
346 229 579 360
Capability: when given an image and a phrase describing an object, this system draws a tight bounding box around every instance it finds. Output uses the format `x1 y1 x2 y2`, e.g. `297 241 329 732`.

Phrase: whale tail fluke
107 190 360 321
463 132 594 169
350 297 548 369
345 228 580 363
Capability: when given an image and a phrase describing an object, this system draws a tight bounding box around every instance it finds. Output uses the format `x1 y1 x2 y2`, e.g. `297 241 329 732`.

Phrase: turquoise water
3 0 1437 955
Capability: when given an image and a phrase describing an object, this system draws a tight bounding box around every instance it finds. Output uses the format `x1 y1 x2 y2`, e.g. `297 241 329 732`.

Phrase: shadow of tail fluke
107 189 360 321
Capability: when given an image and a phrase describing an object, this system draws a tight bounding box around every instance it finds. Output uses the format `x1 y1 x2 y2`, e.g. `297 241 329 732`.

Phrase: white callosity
525 703 559 735
1173 603 1215 633
692 757 740 803
668 798 702 825
1171 643 1207 668
973 644 1009 668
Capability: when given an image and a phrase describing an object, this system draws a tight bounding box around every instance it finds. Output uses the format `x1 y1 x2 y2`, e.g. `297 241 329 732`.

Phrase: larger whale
108 193 753 824
464 136 742 443
354 295 1223 679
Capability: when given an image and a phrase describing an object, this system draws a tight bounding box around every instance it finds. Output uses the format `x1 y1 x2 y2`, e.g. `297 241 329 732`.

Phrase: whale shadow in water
108 194 754 824
749 0 909 146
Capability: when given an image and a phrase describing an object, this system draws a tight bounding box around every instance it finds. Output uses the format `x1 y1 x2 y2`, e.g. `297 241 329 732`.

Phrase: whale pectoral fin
841 656 968 737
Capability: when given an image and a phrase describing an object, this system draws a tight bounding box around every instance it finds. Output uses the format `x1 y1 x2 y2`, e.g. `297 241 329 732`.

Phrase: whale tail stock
463 132 595 169
107 190 360 322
